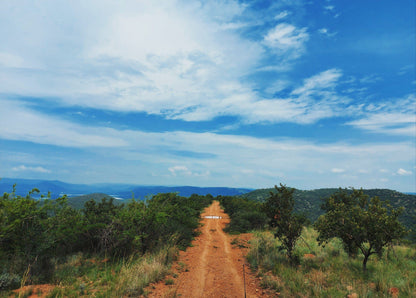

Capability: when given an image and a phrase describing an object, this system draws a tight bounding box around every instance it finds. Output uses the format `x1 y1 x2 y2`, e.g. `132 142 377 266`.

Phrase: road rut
146 200 272 297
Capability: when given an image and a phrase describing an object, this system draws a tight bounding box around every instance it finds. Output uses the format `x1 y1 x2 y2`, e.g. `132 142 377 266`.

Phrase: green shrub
0 272 21 290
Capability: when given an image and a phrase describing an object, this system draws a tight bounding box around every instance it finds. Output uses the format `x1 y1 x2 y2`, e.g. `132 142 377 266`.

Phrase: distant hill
123 186 252 199
241 187 416 229
66 193 124 209
0 178 252 200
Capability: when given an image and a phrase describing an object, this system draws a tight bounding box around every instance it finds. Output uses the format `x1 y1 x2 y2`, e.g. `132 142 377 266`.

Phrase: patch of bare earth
12 284 55 298
145 201 276 297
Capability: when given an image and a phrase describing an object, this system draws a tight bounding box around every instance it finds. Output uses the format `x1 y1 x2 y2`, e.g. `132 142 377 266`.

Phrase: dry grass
115 246 178 296
248 228 416 297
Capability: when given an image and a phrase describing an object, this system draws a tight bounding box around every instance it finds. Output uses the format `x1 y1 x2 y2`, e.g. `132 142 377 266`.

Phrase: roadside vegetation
1 182 414 297
247 229 416 297
221 185 415 297
0 185 212 296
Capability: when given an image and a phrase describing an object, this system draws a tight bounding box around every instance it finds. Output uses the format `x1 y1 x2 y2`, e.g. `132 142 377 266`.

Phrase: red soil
12 284 55 298
145 200 276 297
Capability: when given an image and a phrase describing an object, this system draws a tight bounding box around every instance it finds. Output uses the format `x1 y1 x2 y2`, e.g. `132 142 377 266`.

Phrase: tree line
220 184 407 272
0 185 213 289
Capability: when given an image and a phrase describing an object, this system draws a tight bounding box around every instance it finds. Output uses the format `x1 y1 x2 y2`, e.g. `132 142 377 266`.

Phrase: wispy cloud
264 23 309 59
12 165 51 173
397 168 412 176
1 99 414 189
1 97 414 187
0 0 414 191
347 94 416 136
0 99 128 148
292 68 342 95
359 74 382 84
274 10 291 21
398 64 414 76
317 28 337 38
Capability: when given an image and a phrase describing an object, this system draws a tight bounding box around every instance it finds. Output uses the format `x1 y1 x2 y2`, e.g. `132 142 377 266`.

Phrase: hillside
241 187 416 229
66 193 123 209
0 178 252 199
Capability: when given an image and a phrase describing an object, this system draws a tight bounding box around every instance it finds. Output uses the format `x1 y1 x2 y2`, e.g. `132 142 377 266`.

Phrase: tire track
147 201 271 297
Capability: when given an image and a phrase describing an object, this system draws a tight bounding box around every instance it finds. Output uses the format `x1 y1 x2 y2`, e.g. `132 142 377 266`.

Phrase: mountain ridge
0 178 252 199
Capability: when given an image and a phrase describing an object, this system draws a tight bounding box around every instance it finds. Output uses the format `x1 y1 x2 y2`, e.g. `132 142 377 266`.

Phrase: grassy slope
247 228 416 297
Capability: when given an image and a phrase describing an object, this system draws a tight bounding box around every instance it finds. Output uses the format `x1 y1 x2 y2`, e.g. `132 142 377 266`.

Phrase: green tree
0 186 57 282
314 188 406 272
47 196 85 256
263 184 306 263
82 197 124 254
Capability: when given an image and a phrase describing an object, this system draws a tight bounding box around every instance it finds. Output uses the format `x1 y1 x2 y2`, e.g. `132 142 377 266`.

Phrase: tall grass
25 246 178 297
247 227 416 297
115 246 178 296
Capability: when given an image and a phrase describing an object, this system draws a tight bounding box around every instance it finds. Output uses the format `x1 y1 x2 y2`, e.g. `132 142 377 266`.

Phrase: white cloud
0 0 263 122
331 168 345 173
347 94 416 136
0 0 414 191
398 64 414 76
168 166 191 177
397 168 412 176
359 74 382 84
0 99 128 148
347 113 416 136
317 28 337 38
168 165 210 177
0 99 414 189
274 11 290 20
12 165 51 173
0 0 383 129
264 23 309 58
292 68 342 95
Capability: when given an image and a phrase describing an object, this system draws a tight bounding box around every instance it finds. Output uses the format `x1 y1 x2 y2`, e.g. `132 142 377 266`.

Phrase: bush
225 210 268 233
0 273 21 290
218 196 267 233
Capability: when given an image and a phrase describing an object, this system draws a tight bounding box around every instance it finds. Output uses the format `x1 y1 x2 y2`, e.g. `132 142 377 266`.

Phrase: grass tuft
115 246 178 296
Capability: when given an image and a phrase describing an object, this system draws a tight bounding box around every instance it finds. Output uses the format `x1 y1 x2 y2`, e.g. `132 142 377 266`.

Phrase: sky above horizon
0 0 415 191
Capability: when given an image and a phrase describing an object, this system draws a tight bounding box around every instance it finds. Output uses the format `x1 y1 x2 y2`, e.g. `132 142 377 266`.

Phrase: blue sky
0 0 415 191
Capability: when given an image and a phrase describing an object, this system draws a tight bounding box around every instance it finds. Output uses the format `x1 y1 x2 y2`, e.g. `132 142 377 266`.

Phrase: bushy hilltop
240 188 416 229
66 193 123 209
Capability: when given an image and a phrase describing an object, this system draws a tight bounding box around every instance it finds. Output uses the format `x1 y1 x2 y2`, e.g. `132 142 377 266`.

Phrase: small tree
314 188 406 272
263 184 306 263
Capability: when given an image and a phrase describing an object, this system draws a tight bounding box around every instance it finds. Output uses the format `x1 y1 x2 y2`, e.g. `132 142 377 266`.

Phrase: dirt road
147 201 271 297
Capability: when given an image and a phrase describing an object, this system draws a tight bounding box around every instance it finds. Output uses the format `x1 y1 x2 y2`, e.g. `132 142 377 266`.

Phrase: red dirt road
146 201 272 297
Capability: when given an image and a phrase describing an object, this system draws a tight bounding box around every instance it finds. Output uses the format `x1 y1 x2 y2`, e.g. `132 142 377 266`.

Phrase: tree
314 188 406 272
263 184 306 263
0 186 58 282
82 197 124 254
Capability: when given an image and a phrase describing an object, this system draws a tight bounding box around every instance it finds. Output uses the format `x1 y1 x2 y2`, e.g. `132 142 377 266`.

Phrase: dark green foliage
241 188 416 231
263 184 307 264
314 188 407 271
67 193 124 210
0 273 21 290
0 186 56 283
218 196 267 233
0 185 213 290
82 197 124 254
